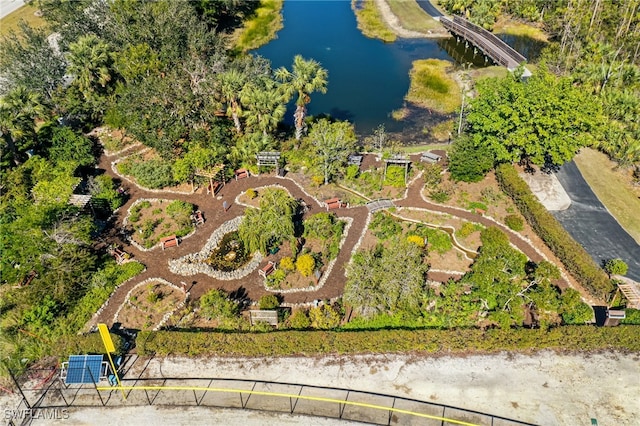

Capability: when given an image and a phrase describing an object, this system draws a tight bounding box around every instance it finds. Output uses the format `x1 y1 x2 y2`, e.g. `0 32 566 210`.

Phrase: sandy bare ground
374 0 449 39
9 351 636 425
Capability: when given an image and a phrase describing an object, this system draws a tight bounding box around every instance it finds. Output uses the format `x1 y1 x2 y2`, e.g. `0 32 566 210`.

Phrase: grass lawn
0 4 47 37
405 59 460 114
574 148 640 244
232 0 283 52
470 66 508 81
493 18 548 42
386 0 442 32
399 143 451 154
352 0 396 43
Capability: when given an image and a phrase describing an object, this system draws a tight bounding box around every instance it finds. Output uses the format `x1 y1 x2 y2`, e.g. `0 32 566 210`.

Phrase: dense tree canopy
345 239 429 318
464 67 605 170
307 119 357 185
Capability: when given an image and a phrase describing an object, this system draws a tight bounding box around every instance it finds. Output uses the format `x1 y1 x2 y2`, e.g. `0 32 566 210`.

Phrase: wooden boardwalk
440 15 530 75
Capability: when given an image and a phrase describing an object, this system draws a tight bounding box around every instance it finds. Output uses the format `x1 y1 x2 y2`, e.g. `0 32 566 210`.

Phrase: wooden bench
206 181 222 195
421 152 442 163
160 235 179 250
259 261 276 278
111 247 130 264
18 270 38 288
235 168 249 180
325 197 347 210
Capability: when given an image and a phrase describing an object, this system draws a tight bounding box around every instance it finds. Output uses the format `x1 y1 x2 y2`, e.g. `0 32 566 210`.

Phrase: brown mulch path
95 153 371 326
93 149 592 327
396 175 575 291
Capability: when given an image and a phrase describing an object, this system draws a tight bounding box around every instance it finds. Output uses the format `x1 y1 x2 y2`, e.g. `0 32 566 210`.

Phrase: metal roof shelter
61 355 108 384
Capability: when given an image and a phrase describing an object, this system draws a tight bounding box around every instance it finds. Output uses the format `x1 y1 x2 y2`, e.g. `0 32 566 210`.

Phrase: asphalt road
416 0 444 18
0 0 25 19
553 161 640 282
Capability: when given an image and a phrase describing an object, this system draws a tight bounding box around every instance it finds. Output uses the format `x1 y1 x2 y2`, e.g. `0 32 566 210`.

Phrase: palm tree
239 79 286 137
67 34 114 100
217 69 247 133
0 87 45 165
275 55 328 140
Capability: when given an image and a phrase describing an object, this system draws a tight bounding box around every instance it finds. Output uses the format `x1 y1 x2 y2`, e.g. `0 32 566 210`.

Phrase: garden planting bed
168 216 262 280
114 278 187 330
123 198 196 250
114 149 194 193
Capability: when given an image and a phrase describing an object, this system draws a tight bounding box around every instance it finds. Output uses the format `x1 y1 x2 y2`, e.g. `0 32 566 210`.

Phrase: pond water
255 0 486 134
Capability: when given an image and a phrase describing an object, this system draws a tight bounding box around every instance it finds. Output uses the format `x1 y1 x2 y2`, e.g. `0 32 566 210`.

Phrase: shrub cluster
136 326 639 357
54 332 124 360
504 214 524 231
495 164 612 299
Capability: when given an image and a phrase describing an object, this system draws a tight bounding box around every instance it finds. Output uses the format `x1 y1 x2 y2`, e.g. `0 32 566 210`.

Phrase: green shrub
370 212 402 240
621 309 640 325
266 269 286 288
91 175 124 211
429 189 451 203
468 201 488 212
286 309 311 329
504 214 524 231
55 332 124 359
135 326 640 357
345 164 360 180
383 165 406 187
603 258 628 276
258 294 279 310
245 188 257 199
456 221 481 239
130 159 175 189
200 289 239 320
495 164 613 299
166 200 194 218
416 227 452 254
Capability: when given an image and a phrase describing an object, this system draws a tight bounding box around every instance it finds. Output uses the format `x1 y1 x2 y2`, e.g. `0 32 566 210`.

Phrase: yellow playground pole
98 323 126 400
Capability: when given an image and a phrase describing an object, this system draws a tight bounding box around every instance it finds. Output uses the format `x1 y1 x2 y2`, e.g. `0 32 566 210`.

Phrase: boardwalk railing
440 16 526 70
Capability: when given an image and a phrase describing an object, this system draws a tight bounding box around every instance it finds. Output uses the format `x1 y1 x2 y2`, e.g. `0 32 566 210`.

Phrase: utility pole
457 63 471 136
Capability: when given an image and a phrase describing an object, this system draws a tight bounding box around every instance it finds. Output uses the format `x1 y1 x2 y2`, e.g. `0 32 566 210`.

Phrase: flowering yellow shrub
279 256 294 271
406 234 425 248
296 254 315 277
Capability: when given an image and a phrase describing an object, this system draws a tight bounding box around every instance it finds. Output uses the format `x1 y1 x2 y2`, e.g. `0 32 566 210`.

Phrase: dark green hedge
53 332 124 360
136 326 639 356
494 164 613 299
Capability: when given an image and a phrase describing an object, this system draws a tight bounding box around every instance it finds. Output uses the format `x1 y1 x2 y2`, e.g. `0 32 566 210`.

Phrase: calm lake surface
255 0 475 134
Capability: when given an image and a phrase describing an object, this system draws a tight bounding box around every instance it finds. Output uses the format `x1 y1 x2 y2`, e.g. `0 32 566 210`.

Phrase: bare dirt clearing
13 351 639 425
